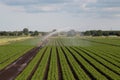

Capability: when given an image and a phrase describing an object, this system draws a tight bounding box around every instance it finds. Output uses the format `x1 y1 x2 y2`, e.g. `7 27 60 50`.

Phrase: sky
0 0 120 31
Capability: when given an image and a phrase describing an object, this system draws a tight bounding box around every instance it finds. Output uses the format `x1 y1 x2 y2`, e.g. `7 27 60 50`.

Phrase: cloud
24 4 63 13
0 0 120 18
84 0 120 18
0 0 70 5
0 0 96 13
0 3 25 13
0 0 70 13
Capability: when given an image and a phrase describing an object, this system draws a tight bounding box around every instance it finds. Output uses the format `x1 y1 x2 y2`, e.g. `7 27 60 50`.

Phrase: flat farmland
0 37 41 70
0 37 120 80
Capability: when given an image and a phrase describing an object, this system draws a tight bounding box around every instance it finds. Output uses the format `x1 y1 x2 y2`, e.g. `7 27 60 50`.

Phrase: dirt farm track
0 47 41 80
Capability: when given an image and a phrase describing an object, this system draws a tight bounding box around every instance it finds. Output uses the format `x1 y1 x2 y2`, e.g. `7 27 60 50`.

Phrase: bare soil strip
42 48 52 80
0 46 41 80
56 47 63 80
27 47 48 80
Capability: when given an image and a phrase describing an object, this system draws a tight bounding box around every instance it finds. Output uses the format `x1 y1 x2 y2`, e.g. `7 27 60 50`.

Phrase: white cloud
114 14 120 17
102 7 120 12
0 3 25 13
0 0 120 31
71 0 97 11
0 0 119 19
38 6 59 12
23 4 65 13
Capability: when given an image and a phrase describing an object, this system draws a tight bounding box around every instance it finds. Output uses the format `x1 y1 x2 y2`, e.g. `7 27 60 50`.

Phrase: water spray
37 27 71 47
37 29 57 47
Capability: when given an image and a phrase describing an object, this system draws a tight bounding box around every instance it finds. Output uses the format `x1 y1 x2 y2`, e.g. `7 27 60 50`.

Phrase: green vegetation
84 30 120 36
31 47 51 80
16 47 47 80
0 37 40 70
1 37 120 80
0 28 42 36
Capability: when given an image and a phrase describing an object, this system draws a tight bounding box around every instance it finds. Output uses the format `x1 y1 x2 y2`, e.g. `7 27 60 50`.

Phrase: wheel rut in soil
0 46 42 80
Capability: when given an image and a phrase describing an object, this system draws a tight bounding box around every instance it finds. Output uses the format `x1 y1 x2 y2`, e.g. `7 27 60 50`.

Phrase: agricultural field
0 36 32 45
0 37 120 80
0 37 41 70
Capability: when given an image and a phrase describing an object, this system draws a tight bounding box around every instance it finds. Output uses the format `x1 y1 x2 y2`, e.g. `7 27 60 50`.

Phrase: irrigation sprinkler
37 29 57 48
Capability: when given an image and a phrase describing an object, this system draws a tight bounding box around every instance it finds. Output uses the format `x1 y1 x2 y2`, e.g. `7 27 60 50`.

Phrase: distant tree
83 30 120 36
97 30 102 36
13 31 19 36
34 31 39 36
90 30 97 36
84 31 91 36
18 31 23 36
103 31 109 36
23 28 29 36
109 31 114 35
116 31 120 36
30 31 39 36
29 31 33 34
0 31 8 36
85 30 102 36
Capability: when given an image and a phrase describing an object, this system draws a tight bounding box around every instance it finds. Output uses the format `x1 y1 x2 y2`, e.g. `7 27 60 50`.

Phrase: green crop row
83 48 120 67
86 37 120 46
58 38 107 80
12 37 120 80
57 47 75 80
67 47 108 80
15 47 47 80
0 38 40 70
62 46 90 80
31 47 51 80
47 46 58 80
72 47 120 79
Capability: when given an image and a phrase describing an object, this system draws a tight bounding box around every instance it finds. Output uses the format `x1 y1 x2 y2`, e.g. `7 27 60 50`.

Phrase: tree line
1 28 120 37
0 28 46 36
83 30 120 36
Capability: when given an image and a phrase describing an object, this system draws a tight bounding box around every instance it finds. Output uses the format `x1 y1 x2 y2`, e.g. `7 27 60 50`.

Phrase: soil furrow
27 47 48 80
76 47 120 75
0 46 42 80
42 48 52 80
56 47 63 80
70 47 112 80
61 47 79 80
65 47 95 80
